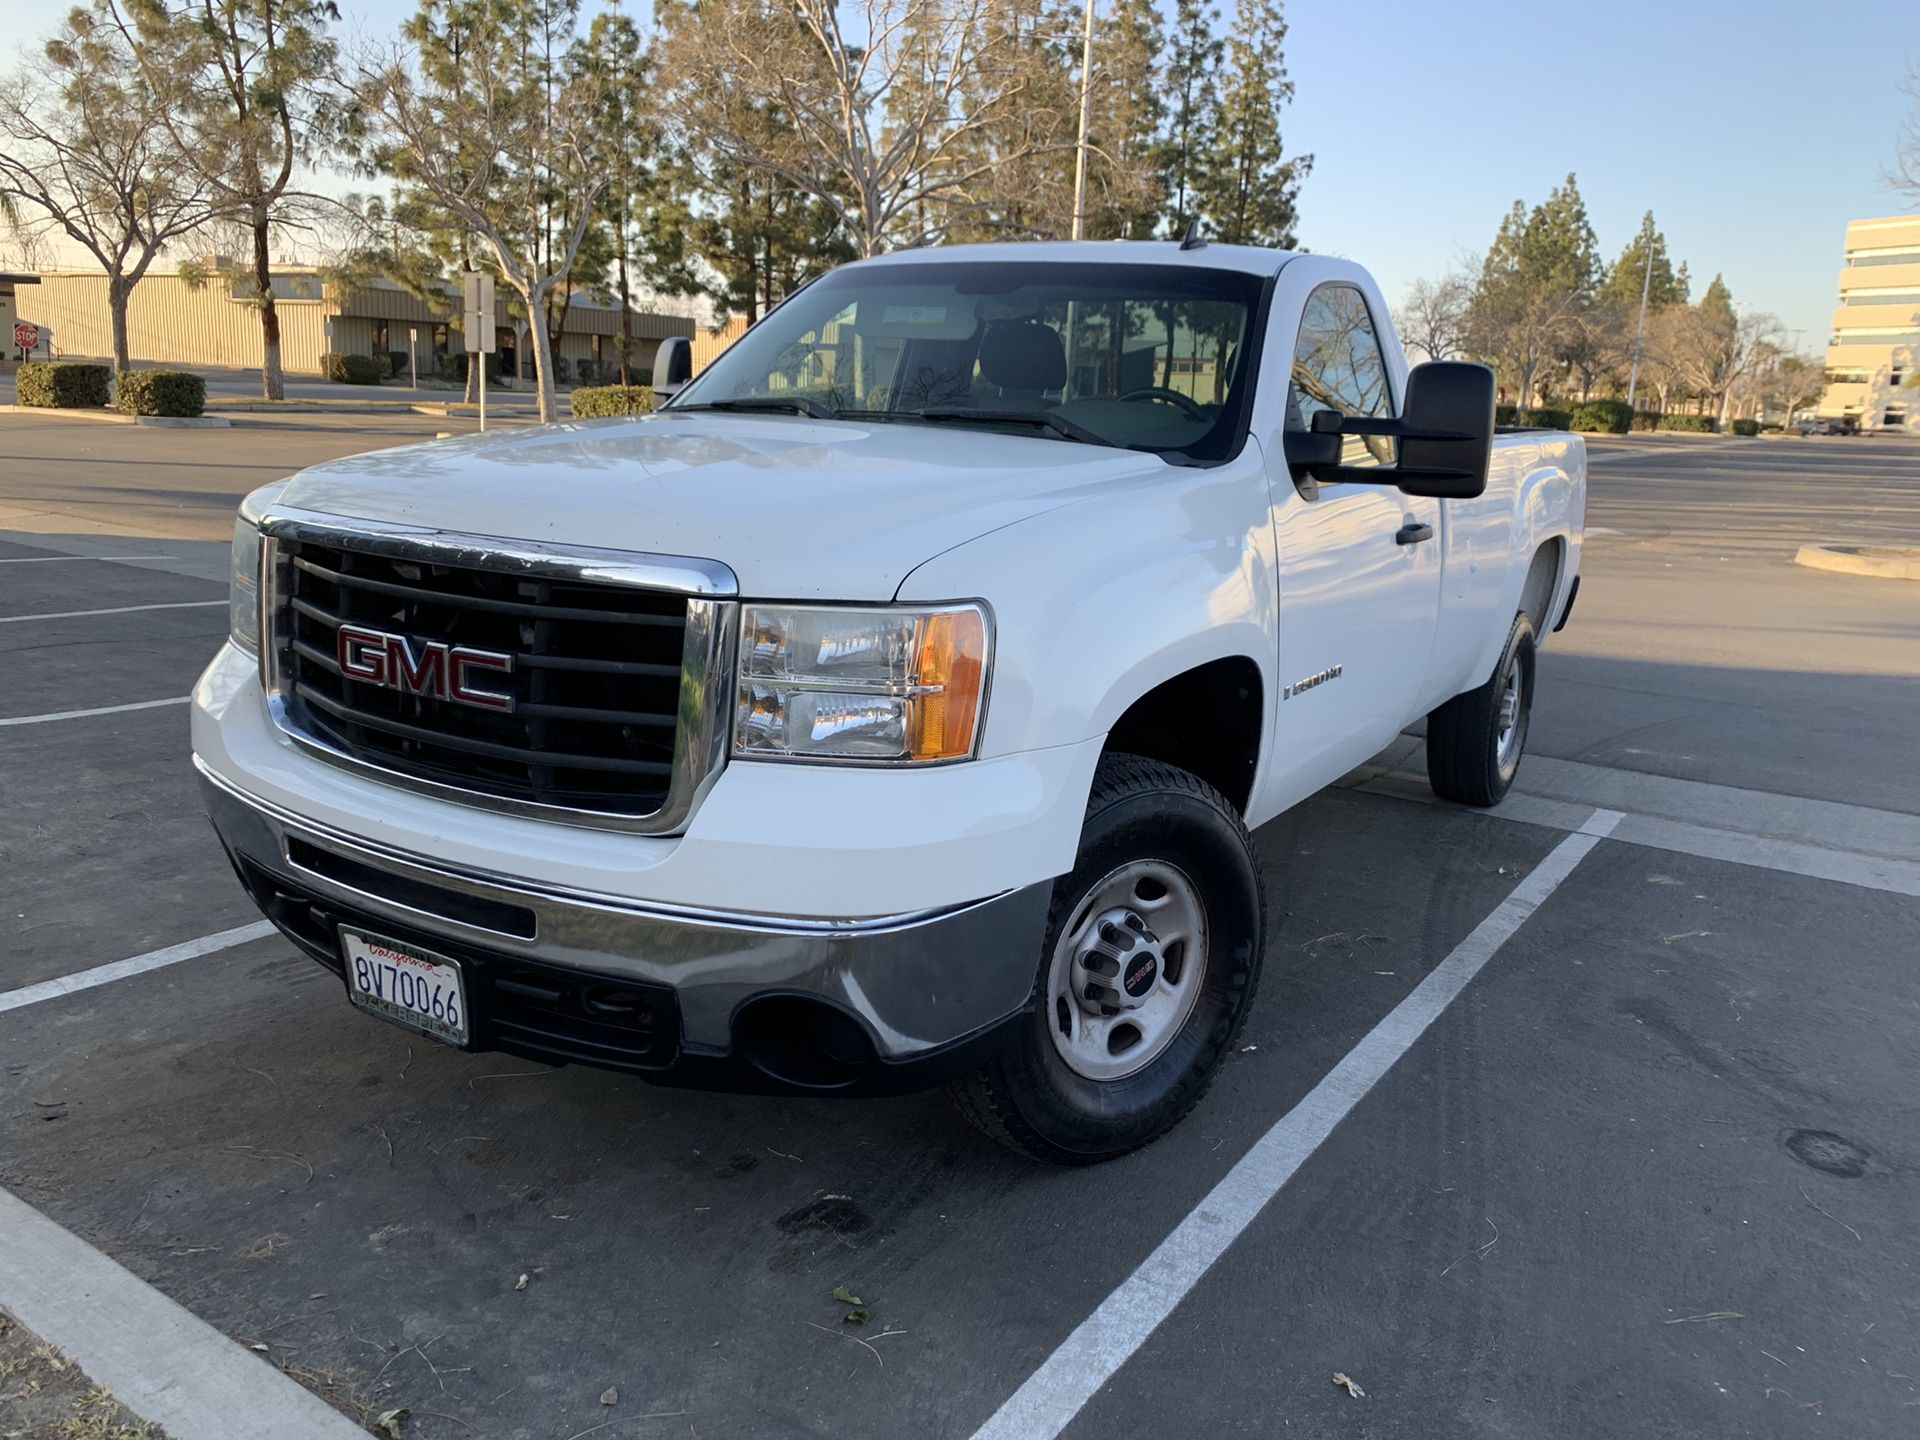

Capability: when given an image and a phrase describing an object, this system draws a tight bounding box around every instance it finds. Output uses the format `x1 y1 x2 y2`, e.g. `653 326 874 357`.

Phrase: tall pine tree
1194 0 1308 248
1159 0 1222 236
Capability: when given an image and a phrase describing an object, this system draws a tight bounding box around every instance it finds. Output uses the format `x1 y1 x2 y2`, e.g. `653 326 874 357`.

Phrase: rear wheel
949 755 1265 1165
1426 612 1536 807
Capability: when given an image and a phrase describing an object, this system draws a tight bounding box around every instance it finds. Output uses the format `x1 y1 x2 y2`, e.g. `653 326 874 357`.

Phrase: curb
0 405 229 427
1794 544 1920 581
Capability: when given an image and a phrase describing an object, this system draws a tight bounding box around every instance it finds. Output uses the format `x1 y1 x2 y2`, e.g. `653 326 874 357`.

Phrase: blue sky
5 0 1913 351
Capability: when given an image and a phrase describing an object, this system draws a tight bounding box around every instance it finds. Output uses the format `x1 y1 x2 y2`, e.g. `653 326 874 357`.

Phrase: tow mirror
1282 361 1495 500
653 335 694 401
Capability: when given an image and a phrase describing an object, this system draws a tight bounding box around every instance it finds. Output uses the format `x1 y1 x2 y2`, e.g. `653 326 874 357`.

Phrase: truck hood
275 411 1170 599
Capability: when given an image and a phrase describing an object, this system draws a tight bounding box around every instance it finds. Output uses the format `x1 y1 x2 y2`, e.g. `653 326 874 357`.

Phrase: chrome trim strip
194 755 1009 937
258 507 737 596
257 512 738 835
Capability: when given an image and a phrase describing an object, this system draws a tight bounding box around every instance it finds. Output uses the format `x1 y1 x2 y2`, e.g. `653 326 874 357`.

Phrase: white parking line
969 809 1623 1440
0 696 188 727
0 554 172 564
0 599 226 624
0 1186 368 1440
0 921 275 1016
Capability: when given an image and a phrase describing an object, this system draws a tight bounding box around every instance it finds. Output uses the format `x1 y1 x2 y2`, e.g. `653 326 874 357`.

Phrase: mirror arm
1309 411 1475 443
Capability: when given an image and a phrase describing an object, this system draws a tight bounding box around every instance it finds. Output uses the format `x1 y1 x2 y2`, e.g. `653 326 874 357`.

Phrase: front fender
896 451 1279 763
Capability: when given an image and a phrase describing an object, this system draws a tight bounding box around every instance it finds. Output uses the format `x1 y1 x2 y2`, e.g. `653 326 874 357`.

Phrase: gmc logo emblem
336 624 515 712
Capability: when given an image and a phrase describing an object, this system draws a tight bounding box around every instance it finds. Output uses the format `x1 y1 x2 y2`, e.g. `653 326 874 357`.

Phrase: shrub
114 370 206 417
436 352 504 383
1521 407 1573 429
386 350 410 379
1631 410 1663 431
1730 418 1759 436
1659 413 1715 432
570 385 654 418
323 352 384 385
17 362 111 409
1570 399 1633 434
1495 402 1517 426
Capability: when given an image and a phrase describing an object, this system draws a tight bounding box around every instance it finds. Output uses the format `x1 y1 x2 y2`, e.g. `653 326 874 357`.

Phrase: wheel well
1103 657 1262 814
1519 538 1564 628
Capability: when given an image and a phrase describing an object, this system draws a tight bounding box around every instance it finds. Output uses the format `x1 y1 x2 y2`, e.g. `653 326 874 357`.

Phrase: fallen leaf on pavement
1332 1372 1366 1399
600 1386 619 1405
832 1287 863 1306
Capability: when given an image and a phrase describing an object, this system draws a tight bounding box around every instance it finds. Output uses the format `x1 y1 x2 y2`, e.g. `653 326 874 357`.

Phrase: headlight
735 603 991 763
229 483 284 657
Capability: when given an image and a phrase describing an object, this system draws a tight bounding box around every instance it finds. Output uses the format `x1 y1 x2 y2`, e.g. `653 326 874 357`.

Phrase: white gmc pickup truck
194 241 1585 1163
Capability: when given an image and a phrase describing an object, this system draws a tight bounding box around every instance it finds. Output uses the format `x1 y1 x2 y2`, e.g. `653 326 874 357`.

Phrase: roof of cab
850 238 1296 279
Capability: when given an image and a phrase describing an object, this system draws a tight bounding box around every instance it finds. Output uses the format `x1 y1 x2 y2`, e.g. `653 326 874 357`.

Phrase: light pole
1624 228 1654 411
1070 0 1096 242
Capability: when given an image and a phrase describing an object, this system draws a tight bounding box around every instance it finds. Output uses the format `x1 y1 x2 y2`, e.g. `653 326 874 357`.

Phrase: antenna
1179 218 1206 251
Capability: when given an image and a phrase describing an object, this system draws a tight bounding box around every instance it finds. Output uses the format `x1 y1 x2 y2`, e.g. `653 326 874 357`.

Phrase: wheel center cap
1071 907 1164 1014
1122 951 1159 998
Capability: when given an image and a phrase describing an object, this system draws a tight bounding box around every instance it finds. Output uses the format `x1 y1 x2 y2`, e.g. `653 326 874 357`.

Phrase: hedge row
570 385 654 418
322 352 385 385
17 362 111 409
1570 399 1634 434
1495 404 1574 429
115 370 206 417
1658 414 1715 432
1730 418 1760 436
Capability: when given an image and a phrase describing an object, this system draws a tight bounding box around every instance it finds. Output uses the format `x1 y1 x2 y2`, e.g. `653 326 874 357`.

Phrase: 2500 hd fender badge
1283 663 1343 700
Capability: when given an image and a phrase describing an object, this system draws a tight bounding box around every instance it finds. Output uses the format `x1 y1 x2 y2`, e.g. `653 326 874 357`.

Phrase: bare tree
1395 274 1471 362
347 0 611 423
656 0 1075 257
0 12 214 373
1891 65 1920 201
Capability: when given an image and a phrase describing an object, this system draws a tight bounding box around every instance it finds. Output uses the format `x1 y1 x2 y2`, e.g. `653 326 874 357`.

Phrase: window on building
431 323 450 354
1885 407 1910 427
371 319 390 354
1846 250 1920 267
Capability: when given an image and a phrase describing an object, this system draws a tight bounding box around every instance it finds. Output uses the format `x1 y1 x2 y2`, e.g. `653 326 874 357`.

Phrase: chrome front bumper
197 760 1050 1089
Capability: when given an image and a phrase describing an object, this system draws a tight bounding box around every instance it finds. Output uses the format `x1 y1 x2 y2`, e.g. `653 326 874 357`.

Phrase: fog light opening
733 996 877 1090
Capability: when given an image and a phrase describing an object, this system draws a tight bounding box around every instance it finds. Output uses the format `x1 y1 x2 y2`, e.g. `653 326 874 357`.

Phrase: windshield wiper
672 396 839 419
914 407 1115 448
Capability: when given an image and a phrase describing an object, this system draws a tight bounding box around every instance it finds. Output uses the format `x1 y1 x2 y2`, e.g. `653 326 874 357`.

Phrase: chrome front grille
260 512 736 832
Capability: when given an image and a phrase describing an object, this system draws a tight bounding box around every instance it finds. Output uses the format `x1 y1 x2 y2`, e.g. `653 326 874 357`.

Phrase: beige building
1819 215 1920 432
15 260 694 383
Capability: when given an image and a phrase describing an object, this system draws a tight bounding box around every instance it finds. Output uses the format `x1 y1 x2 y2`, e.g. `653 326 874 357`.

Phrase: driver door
1264 284 1443 801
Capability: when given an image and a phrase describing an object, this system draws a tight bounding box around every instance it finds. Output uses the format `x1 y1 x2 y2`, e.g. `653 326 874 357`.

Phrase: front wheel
1426 612 1536 807
949 755 1265 1165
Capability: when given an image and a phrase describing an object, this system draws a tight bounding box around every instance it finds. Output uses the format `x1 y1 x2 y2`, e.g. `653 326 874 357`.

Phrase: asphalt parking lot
3 419 1918 1439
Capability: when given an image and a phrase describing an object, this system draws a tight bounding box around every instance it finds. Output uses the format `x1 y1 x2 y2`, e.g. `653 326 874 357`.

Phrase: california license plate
341 930 469 1047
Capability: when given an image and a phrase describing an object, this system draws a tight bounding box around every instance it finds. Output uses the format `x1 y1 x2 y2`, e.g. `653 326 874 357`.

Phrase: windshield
669 260 1269 464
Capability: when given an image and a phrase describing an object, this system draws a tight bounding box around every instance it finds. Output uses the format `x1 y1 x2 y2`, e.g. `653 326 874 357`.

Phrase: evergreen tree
1159 0 1222 236
1194 0 1309 248
1080 0 1165 240
110 0 340 400
1599 211 1689 312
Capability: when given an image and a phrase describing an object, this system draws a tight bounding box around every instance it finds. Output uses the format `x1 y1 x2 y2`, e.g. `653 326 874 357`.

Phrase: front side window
670 261 1268 464
1286 284 1394 468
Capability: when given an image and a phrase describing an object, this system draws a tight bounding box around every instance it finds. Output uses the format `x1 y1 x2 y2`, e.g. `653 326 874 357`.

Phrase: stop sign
13 322 37 351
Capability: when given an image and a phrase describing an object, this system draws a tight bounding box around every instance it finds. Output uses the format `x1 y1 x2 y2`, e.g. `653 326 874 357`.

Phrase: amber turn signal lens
906 607 988 761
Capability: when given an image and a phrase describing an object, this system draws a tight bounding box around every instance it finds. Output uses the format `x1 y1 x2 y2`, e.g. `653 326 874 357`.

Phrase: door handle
1394 521 1434 546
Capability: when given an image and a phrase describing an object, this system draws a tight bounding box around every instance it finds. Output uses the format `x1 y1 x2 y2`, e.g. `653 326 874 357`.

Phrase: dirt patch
0 1312 169 1440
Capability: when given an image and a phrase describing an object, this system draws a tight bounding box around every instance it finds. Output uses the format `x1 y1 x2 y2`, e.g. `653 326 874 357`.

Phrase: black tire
949 754 1266 1165
1426 612 1536 807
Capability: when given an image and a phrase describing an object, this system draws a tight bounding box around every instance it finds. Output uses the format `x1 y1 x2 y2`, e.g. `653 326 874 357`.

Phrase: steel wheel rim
1045 859 1209 1082
1495 655 1524 769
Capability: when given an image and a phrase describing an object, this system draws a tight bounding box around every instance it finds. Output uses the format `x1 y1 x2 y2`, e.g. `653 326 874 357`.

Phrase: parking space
2 424 1916 1437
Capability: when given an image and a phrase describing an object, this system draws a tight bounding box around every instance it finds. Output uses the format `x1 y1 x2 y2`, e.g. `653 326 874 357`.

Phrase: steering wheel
1119 386 1208 421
